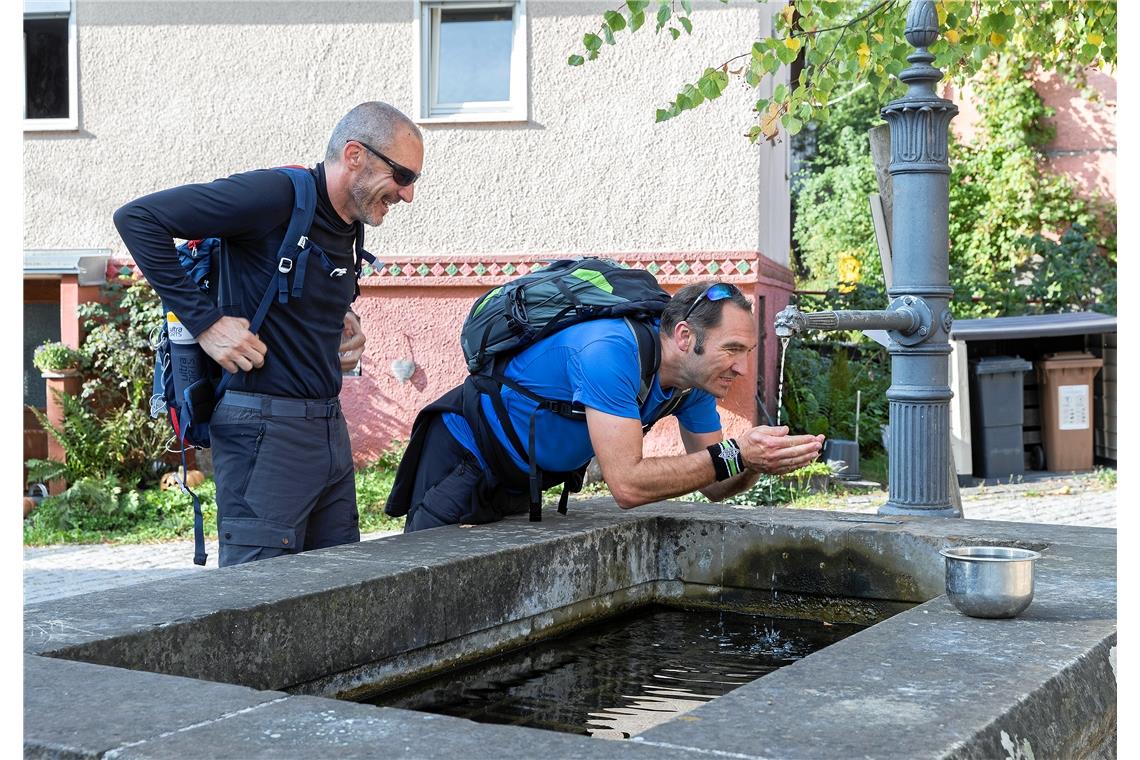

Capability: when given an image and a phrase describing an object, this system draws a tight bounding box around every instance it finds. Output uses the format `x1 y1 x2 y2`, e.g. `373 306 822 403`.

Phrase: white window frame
23 0 79 131
413 0 528 124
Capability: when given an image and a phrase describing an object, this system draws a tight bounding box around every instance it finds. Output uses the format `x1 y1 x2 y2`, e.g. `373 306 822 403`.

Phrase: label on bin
1058 385 1089 430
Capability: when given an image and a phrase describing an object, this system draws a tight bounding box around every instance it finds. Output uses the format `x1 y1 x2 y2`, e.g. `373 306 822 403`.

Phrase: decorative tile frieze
108 251 794 289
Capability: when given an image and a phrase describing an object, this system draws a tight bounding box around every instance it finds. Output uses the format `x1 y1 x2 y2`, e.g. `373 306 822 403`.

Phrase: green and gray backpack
459 257 688 520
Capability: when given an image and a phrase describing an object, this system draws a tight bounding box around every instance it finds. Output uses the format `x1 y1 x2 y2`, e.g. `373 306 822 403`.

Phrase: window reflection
436 7 513 104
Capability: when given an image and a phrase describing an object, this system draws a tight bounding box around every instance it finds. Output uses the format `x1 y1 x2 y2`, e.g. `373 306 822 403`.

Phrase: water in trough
364 604 867 739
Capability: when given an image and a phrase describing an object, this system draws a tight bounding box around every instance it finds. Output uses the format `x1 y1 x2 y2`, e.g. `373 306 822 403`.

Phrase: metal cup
939 546 1042 619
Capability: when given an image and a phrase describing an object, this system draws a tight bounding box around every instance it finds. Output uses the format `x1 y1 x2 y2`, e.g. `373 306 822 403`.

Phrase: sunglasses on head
353 139 420 186
681 282 738 324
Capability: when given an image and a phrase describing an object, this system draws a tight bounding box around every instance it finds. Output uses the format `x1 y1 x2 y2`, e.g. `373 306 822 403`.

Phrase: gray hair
661 281 752 355
325 102 422 163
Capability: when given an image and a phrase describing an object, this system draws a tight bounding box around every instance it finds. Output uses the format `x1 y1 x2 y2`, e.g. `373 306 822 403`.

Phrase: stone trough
24 500 1116 758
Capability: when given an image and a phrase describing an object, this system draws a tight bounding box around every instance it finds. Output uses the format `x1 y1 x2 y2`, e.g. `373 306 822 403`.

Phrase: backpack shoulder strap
275 166 318 266
627 318 691 434
247 166 317 330
625 317 658 409
351 221 375 303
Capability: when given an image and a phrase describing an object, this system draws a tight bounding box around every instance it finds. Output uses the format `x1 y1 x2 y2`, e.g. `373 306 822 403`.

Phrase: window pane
24 16 69 119
24 302 61 409
436 7 513 104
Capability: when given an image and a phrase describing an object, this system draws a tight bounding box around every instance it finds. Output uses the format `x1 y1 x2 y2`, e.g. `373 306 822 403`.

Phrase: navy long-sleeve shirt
114 163 361 399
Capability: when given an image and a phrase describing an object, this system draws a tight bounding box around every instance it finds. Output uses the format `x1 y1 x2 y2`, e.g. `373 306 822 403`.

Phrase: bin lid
1037 351 1104 370
949 311 1115 341
970 356 1033 375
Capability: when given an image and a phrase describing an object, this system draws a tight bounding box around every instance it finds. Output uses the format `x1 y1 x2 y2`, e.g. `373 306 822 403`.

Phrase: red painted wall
341 252 796 465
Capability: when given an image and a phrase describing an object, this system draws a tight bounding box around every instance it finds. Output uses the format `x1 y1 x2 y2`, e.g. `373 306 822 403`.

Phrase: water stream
776 336 790 426
365 605 866 740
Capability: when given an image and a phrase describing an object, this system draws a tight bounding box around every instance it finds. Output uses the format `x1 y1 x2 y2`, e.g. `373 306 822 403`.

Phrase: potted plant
32 341 86 494
786 460 836 496
33 341 84 377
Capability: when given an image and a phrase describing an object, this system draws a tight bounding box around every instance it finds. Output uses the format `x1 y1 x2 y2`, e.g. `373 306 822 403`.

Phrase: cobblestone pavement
23 473 1115 606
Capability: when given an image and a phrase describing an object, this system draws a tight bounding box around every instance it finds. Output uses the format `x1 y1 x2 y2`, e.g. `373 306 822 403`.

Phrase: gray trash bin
969 356 1033 478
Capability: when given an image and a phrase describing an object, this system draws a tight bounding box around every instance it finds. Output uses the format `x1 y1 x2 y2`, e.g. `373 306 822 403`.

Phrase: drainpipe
775 0 960 517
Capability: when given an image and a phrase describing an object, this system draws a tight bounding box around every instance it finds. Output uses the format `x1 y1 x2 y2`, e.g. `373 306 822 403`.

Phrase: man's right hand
739 426 825 476
198 316 267 374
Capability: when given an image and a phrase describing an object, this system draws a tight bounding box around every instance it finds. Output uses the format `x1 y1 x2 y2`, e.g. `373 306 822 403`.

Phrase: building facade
23 0 799 465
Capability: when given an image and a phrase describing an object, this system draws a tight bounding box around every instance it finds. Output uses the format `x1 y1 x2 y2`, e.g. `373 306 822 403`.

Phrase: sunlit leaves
657 67 729 123
568 0 1116 143
604 10 626 32
758 102 782 141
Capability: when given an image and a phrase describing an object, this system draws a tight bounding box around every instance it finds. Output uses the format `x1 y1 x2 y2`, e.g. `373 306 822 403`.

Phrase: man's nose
398 183 415 203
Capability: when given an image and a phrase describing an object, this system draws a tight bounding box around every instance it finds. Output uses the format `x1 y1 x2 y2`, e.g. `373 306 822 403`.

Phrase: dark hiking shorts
210 391 359 566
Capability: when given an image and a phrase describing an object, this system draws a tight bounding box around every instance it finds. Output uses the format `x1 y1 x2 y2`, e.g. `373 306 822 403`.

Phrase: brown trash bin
1036 351 1104 472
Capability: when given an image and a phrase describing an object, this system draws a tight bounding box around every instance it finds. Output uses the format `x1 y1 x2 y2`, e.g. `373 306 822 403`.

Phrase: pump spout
774 299 929 342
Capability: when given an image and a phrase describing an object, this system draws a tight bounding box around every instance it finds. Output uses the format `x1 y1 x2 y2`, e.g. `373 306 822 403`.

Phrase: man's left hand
339 311 365 371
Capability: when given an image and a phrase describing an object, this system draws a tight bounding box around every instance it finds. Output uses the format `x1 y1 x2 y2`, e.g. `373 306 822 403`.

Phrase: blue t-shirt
444 318 720 474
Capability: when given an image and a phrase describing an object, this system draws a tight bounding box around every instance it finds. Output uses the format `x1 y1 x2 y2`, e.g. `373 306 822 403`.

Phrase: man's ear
669 321 692 353
342 140 366 171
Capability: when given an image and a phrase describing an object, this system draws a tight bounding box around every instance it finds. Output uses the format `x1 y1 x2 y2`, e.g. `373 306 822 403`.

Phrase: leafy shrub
25 475 143 534
24 475 218 545
356 442 407 533
1018 225 1116 314
791 86 884 291
28 275 170 492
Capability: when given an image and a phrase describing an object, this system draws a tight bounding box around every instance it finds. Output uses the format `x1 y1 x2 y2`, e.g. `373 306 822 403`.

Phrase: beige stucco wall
24 0 792 265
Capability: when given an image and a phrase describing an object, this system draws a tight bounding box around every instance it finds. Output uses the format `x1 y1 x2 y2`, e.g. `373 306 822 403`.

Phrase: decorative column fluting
877 0 960 517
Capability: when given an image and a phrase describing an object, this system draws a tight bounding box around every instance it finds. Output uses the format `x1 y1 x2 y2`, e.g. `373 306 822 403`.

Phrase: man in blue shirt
115 101 424 565
387 281 824 530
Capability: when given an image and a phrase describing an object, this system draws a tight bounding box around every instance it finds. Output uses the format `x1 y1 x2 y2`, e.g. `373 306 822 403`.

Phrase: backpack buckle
297 235 309 250
278 258 294 274
330 267 348 277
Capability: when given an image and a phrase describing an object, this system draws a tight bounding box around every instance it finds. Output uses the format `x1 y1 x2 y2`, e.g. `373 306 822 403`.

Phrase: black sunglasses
353 139 420 187
682 282 739 323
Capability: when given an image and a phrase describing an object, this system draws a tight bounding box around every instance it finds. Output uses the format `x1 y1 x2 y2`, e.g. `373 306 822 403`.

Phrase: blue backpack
149 166 375 565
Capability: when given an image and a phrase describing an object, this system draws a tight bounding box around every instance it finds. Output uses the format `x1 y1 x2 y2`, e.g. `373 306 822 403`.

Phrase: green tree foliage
790 85 883 290
569 0 1115 142
791 55 1115 318
947 57 1115 316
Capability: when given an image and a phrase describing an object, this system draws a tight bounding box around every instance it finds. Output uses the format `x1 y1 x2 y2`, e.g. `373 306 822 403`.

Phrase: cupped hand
739 425 825 475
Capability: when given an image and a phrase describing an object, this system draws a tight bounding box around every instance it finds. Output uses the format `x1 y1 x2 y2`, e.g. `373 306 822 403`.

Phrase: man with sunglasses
114 101 424 566
391 280 825 531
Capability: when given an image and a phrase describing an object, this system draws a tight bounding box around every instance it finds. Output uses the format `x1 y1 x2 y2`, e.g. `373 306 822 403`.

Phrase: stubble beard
349 172 387 227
